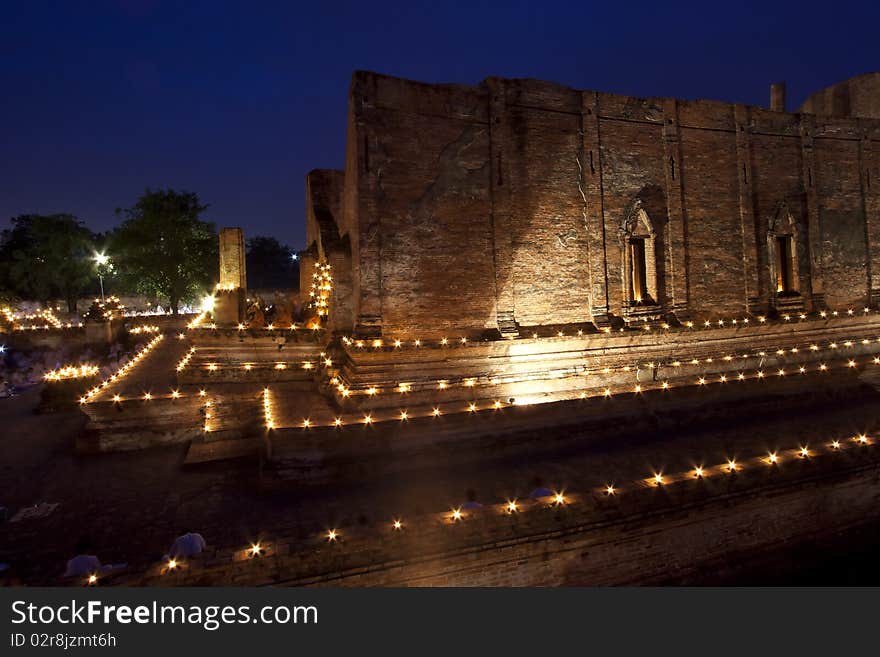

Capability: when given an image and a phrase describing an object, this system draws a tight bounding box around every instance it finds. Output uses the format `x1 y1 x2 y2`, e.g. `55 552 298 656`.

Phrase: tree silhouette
111 189 217 314
0 214 96 312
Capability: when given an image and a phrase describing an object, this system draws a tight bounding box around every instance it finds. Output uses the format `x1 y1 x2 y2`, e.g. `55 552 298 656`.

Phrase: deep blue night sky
2 0 877 248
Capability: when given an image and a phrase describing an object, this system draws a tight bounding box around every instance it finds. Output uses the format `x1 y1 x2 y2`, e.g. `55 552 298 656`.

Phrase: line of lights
338 307 877 350
275 354 878 430
176 347 197 372
11 322 83 331
306 263 333 320
197 360 317 373
191 320 324 333
44 364 100 382
79 334 165 404
187 311 209 329
19 308 63 328
263 387 274 430
202 396 214 432
312 433 875 546
129 325 160 334
330 331 880 400
3 305 83 330
108 387 198 404
145 431 877 579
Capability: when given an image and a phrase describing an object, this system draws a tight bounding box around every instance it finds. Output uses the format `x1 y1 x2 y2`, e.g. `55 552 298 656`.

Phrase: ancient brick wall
501 80 589 328
748 110 806 306
799 72 880 119
303 170 353 330
334 71 880 338
815 130 868 309
304 169 345 255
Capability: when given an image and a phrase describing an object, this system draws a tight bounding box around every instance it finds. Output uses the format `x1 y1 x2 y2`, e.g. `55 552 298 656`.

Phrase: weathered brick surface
217 227 247 325
305 71 880 338
799 72 880 119
218 228 246 290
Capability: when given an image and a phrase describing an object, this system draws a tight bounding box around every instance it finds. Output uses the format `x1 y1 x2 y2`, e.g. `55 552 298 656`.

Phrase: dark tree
246 236 299 290
0 214 97 312
111 189 217 314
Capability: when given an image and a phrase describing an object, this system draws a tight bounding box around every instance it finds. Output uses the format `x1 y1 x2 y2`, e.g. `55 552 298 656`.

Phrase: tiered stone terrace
79 311 880 459
6 344 880 586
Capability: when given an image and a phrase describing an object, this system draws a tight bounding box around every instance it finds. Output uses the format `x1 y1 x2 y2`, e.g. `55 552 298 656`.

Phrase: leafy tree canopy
110 189 217 314
0 214 97 312
246 236 299 291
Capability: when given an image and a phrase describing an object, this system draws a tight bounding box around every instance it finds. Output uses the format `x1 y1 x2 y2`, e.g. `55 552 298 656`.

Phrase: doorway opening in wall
629 238 649 304
775 235 796 295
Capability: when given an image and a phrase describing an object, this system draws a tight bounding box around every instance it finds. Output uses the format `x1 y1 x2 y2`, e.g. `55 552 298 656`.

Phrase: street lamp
93 252 110 302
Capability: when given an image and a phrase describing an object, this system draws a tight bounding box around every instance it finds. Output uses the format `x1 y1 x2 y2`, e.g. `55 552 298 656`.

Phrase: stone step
262 367 879 487
184 437 260 464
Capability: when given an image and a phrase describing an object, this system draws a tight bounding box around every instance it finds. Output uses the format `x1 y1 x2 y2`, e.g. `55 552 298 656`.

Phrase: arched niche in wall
767 200 802 310
620 195 664 316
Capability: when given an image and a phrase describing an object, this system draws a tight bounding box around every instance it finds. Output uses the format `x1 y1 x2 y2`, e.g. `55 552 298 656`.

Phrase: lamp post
94 252 109 302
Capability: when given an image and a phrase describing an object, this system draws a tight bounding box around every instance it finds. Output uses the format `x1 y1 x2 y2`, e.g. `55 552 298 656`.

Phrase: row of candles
317 432 876 543
94 346 875 415
2 307 64 329
190 320 324 332
2 305 82 330
44 364 99 382
335 306 877 351
180 332 880 401
129 325 160 334
329 332 880 400
106 426 875 584
253 351 875 432
81 329 878 426
78 334 165 404
306 263 334 318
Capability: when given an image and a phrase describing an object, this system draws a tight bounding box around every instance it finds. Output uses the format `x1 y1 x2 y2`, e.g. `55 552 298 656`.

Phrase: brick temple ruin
303 71 880 339
78 70 880 448
58 71 880 586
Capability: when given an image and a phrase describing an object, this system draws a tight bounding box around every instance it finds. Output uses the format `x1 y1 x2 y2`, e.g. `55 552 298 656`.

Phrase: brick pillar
353 92 383 337
770 82 786 112
662 99 690 320
487 78 518 337
734 105 763 314
859 124 880 307
800 116 825 310
219 228 247 290
216 227 247 325
580 91 611 328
